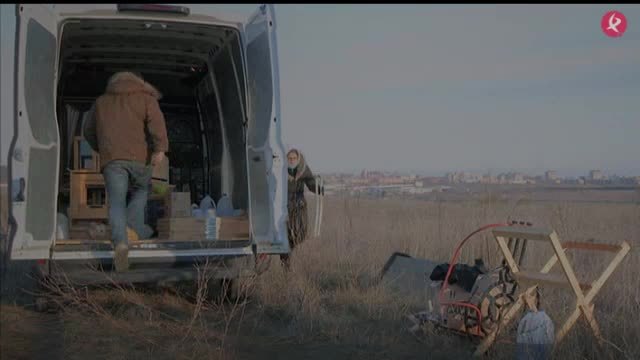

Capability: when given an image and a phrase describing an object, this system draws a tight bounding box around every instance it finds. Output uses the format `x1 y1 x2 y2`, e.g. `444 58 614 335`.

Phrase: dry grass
257 195 640 359
2 195 639 359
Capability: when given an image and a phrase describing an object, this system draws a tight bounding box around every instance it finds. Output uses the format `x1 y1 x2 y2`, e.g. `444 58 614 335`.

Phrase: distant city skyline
320 166 640 179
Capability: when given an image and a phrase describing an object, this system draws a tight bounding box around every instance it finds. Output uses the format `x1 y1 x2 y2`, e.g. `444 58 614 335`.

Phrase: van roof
52 4 246 26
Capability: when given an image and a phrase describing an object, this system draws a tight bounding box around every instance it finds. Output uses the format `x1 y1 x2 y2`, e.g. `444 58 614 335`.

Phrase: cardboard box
157 217 205 241
216 215 250 240
166 192 191 218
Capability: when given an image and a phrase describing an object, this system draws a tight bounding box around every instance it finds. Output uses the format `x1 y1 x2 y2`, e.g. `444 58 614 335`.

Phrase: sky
195 4 640 177
2 4 639 177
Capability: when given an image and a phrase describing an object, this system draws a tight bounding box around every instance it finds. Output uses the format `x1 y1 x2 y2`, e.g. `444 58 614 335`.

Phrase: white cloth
517 310 555 345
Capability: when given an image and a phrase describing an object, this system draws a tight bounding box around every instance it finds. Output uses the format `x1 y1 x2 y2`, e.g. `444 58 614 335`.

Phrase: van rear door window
24 19 56 145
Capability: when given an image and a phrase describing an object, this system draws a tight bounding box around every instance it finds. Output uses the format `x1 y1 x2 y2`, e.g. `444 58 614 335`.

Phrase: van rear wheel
220 278 248 303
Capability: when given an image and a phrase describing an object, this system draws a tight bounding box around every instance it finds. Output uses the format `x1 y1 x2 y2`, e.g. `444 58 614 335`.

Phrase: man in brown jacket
84 72 168 272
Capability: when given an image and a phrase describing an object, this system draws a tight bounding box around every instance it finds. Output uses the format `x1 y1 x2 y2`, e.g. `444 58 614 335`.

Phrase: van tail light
117 4 190 16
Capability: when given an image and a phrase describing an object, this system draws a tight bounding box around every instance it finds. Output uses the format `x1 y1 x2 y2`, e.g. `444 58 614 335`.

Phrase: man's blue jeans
103 160 154 246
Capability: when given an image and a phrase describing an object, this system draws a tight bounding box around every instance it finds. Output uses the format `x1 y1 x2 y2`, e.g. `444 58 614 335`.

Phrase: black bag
429 263 450 282
430 261 486 292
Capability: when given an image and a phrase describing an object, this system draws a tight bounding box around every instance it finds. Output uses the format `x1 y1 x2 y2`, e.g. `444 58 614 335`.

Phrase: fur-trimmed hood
105 72 163 100
288 149 307 182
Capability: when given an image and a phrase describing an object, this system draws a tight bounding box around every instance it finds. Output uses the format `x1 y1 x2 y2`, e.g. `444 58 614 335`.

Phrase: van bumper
44 254 260 286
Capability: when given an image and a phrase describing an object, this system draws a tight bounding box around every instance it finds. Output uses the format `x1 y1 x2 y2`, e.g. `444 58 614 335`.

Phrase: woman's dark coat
287 152 322 249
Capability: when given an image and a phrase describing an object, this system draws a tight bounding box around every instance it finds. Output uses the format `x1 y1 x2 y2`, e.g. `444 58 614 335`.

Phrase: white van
1 4 289 285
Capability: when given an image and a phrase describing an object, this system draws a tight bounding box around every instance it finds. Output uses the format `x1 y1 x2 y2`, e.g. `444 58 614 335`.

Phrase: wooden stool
474 226 631 356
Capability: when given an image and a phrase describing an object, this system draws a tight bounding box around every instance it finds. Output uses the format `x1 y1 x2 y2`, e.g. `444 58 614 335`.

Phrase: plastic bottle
216 193 234 217
191 204 203 218
56 213 70 240
199 195 216 214
205 208 217 241
516 310 554 360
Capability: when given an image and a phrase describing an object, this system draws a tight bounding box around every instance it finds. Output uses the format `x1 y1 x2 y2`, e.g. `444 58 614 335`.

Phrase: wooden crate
166 192 191 218
69 172 108 221
73 136 101 172
216 215 250 240
157 217 205 241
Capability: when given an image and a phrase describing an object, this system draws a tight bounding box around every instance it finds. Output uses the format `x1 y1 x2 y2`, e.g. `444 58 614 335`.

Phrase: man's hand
151 152 165 166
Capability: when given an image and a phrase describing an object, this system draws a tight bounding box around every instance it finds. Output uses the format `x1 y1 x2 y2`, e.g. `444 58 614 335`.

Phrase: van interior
55 18 251 251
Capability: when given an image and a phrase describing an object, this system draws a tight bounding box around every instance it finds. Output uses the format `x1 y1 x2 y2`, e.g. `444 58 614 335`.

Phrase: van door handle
13 147 24 162
12 178 25 202
252 156 261 162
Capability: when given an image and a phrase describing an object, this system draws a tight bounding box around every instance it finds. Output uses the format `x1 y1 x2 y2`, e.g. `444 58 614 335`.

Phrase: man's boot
114 243 129 272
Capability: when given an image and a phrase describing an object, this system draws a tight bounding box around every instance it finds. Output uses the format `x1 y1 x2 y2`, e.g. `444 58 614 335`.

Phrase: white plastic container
56 213 69 240
191 204 203 218
205 208 217 241
216 193 234 217
199 195 216 214
516 310 554 360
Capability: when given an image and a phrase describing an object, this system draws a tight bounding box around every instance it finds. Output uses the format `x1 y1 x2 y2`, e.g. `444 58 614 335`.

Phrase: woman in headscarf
281 148 323 269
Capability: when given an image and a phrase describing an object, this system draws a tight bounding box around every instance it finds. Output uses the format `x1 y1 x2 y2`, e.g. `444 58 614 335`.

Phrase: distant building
481 174 498 184
589 170 604 181
545 170 558 182
513 173 525 184
447 172 465 184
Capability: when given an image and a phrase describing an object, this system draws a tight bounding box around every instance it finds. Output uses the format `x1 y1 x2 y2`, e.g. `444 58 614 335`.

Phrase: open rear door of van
8 4 59 260
244 4 289 254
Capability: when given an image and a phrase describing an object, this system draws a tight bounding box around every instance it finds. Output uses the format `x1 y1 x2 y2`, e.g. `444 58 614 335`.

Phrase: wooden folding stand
474 226 631 357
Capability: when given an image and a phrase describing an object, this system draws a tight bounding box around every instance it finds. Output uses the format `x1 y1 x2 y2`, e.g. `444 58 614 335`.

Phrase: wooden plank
495 236 520 273
513 271 592 291
540 252 560 274
492 226 553 241
562 242 621 252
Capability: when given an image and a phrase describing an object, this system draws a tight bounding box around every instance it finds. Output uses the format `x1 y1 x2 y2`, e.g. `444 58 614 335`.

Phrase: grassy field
2 195 639 359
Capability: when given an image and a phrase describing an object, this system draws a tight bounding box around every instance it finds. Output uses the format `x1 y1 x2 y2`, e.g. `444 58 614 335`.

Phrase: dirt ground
0 282 468 360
